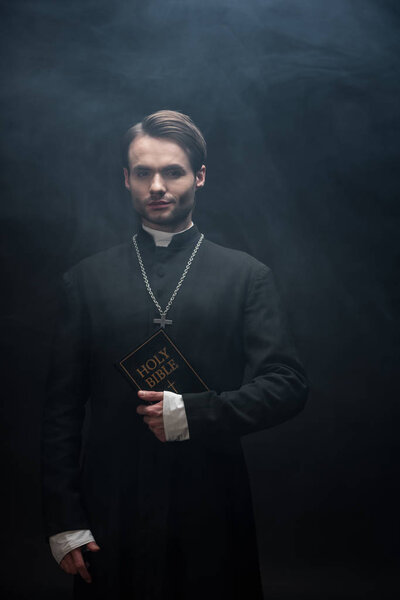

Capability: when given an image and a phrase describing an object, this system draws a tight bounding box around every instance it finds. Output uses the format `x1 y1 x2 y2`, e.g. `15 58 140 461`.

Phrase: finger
71 549 92 584
149 403 163 416
86 541 100 552
60 556 68 573
65 555 77 575
137 390 163 403
140 403 163 416
138 405 163 418
148 422 163 433
61 554 77 575
154 430 167 442
143 415 162 425
148 424 166 441
150 423 163 432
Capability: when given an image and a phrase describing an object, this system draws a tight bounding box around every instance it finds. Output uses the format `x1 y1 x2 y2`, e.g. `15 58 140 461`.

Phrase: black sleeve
41 269 90 538
182 265 309 442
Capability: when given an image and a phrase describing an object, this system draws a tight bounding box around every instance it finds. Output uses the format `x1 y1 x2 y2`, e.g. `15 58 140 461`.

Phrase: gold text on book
136 346 179 389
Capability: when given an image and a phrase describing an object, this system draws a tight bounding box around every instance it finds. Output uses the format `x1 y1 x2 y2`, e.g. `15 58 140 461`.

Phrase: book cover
115 329 209 394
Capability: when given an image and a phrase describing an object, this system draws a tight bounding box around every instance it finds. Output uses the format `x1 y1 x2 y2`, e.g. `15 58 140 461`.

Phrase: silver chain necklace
132 232 204 328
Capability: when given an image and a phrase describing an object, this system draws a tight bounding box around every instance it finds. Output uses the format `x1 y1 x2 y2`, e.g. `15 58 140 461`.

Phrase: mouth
147 200 173 209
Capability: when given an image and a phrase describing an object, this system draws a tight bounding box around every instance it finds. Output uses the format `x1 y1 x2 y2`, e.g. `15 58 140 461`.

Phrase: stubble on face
124 135 205 232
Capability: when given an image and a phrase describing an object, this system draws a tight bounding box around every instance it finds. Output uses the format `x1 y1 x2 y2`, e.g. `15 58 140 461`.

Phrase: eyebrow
132 164 186 171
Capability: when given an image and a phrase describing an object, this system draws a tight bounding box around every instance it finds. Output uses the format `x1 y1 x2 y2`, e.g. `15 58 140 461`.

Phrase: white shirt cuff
49 529 95 564
163 391 190 441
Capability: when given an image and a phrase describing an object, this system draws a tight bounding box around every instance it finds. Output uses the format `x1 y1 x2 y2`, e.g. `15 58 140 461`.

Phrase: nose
149 173 166 196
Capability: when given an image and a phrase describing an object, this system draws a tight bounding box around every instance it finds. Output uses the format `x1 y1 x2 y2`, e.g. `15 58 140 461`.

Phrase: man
42 110 308 599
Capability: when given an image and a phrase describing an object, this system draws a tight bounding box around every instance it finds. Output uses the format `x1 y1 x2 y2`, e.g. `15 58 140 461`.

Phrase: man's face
124 134 206 232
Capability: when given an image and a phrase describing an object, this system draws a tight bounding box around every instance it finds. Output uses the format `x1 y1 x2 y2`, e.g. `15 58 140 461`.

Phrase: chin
147 210 191 227
147 214 174 226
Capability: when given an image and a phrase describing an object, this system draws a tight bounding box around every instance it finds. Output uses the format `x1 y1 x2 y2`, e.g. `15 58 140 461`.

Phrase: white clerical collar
141 222 194 247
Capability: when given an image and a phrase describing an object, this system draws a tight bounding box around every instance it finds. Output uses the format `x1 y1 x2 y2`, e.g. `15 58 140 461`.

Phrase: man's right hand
60 541 100 583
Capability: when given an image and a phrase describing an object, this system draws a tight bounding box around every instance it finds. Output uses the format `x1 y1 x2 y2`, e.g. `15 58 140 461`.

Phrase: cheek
175 180 196 198
129 182 147 197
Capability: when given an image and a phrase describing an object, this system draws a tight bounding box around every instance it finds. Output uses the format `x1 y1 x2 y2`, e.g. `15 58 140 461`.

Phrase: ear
123 167 130 190
195 165 206 190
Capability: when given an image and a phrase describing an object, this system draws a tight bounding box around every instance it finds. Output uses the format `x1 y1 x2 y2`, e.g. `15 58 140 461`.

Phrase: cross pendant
153 314 173 329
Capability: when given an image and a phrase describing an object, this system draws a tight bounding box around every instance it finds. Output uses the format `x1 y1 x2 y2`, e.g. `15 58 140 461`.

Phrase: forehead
127 134 191 169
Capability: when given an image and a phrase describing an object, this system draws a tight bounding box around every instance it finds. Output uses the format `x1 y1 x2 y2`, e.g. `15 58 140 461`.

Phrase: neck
141 219 193 234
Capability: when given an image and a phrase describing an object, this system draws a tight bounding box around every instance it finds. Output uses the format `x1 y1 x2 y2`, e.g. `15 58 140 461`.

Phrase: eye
165 169 183 178
135 169 150 178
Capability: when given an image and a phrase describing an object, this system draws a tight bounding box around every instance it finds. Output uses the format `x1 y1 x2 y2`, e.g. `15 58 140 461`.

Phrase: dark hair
121 110 207 174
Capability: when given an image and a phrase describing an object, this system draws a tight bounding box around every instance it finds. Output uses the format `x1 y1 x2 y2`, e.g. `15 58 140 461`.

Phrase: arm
41 269 91 538
182 266 308 442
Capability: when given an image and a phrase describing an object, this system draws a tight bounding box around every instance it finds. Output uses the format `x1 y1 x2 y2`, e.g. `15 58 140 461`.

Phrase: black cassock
42 225 308 599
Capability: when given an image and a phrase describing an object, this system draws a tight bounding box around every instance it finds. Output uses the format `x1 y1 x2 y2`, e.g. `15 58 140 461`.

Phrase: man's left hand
136 391 166 442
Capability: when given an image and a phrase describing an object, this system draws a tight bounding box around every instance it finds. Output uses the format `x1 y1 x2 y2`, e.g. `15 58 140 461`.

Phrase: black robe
41 225 308 599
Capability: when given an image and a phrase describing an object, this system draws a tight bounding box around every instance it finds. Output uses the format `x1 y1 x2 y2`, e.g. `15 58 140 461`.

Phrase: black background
1 1 399 598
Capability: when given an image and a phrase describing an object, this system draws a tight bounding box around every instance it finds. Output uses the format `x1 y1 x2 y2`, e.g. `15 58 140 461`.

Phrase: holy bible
116 329 208 394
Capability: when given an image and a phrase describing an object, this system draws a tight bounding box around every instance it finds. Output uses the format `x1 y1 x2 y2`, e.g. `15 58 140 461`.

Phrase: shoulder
64 243 132 284
201 238 271 279
69 243 131 272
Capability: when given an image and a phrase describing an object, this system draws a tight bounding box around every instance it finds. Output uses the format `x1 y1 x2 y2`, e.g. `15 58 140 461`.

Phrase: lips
148 200 173 208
